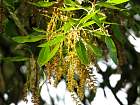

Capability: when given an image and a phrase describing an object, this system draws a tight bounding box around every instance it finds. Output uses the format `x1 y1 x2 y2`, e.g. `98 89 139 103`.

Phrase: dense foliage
0 0 140 105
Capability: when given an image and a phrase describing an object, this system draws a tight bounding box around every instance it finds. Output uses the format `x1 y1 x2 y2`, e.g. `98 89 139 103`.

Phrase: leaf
60 7 82 11
107 0 129 5
46 44 60 63
79 10 98 25
3 57 29 62
87 44 102 58
64 0 78 6
38 44 60 66
38 35 65 47
62 20 75 33
8 8 27 35
75 40 89 65
93 30 110 36
92 14 103 28
5 19 18 37
12 35 45 43
103 21 118 24
82 20 95 27
37 45 50 67
82 14 107 28
31 1 55 8
112 24 124 44
33 27 46 33
97 2 124 10
105 37 118 64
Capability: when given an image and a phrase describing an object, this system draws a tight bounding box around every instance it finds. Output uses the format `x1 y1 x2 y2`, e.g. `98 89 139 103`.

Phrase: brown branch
93 0 96 6
0 0 3 33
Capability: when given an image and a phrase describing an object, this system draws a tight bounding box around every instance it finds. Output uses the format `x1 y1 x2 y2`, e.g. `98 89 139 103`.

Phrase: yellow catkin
66 29 78 92
45 7 61 82
47 7 58 32
47 17 55 32
67 55 75 91
46 7 60 42
54 66 63 86
77 67 87 100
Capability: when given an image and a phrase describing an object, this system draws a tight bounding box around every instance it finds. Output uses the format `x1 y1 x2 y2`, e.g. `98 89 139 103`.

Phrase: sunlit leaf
46 44 60 62
30 1 55 7
93 30 110 36
79 10 98 25
105 37 118 64
82 15 107 28
107 0 129 5
37 45 50 67
38 35 65 47
82 20 95 27
76 40 89 65
60 7 82 11
62 20 75 33
12 35 45 43
38 44 60 66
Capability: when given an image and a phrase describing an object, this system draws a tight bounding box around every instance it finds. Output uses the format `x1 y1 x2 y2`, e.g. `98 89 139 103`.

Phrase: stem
93 0 96 6
0 0 3 32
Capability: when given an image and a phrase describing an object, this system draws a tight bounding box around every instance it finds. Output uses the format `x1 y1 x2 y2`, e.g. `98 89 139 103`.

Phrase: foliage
1 0 140 105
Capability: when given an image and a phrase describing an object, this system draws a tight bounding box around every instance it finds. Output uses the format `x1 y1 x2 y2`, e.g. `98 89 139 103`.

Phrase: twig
0 0 3 33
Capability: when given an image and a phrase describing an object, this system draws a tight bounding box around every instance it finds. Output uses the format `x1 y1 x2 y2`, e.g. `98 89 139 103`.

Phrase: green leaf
37 45 50 67
38 35 65 47
8 8 27 35
75 40 89 65
60 7 82 11
87 44 102 58
5 19 18 37
112 25 122 40
103 21 118 25
62 20 75 33
46 44 60 62
64 0 77 6
79 10 98 25
93 30 110 36
92 14 103 28
3 57 28 62
12 35 45 43
105 37 118 64
112 25 124 43
82 20 95 27
107 0 129 5
31 1 55 8
38 44 60 66
97 2 124 10
33 27 46 33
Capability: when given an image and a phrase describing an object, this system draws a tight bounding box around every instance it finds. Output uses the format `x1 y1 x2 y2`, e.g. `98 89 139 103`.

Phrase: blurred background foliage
0 0 140 105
